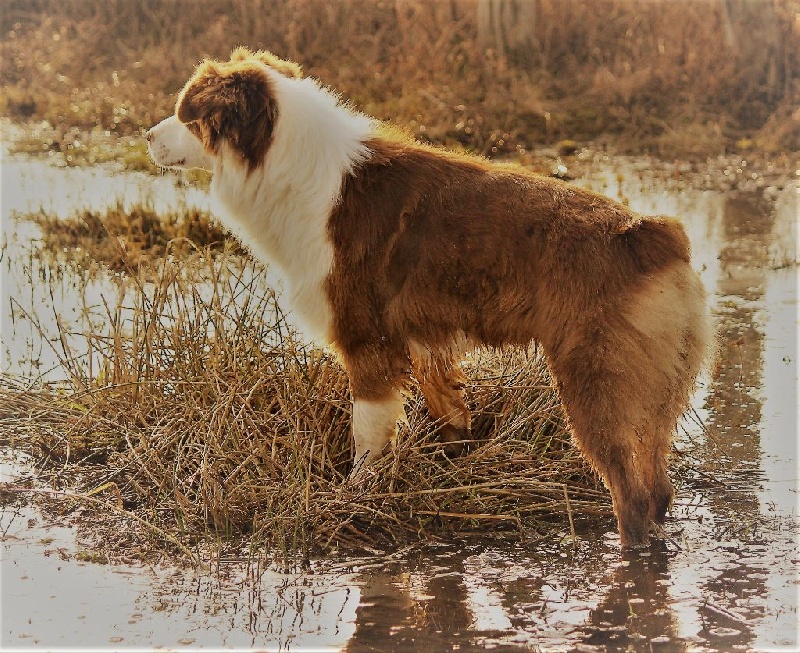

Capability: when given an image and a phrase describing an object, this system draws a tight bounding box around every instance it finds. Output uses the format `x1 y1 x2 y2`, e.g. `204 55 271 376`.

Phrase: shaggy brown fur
325 135 711 545
160 49 712 547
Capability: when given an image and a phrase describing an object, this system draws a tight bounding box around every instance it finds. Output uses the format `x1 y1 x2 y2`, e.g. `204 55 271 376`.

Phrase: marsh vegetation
3 199 612 564
1 0 798 564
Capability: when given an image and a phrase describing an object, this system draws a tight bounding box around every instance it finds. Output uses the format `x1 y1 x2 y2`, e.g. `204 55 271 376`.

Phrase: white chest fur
208 74 373 343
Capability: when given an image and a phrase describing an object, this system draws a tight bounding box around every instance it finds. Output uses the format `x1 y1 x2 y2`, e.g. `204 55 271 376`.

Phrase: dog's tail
617 216 691 277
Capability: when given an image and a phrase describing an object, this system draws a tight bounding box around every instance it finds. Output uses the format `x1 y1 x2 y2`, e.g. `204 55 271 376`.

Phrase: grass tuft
1 208 609 563
25 202 233 272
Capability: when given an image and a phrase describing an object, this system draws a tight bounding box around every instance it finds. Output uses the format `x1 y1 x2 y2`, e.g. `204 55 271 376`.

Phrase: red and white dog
147 48 712 546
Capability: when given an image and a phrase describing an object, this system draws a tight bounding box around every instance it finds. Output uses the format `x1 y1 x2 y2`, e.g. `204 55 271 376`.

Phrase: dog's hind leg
411 354 472 457
546 333 656 546
546 264 710 546
622 264 711 525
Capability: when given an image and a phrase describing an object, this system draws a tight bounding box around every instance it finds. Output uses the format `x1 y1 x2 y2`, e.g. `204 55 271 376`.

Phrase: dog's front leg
412 355 472 458
350 390 405 476
342 346 409 478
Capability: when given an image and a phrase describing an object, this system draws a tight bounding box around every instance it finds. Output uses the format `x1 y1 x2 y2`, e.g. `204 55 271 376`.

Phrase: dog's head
146 48 301 172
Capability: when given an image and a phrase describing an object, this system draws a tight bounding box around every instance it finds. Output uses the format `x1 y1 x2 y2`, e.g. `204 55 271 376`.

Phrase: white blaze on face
146 115 215 171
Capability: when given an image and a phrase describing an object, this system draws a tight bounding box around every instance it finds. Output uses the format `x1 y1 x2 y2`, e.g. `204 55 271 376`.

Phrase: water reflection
1 154 797 650
346 548 526 651
586 547 680 649
706 193 773 484
691 191 796 650
0 157 210 380
694 192 773 648
344 541 691 650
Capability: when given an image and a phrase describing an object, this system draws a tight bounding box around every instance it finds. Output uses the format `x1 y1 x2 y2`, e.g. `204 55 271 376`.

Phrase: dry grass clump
27 202 233 272
0 244 607 563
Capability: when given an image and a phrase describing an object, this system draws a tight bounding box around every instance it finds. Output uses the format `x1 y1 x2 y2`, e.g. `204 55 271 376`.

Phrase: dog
146 48 712 547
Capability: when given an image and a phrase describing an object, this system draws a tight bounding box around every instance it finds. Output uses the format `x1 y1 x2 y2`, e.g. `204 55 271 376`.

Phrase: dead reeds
28 201 231 272
1 207 609 564
1 0 797 157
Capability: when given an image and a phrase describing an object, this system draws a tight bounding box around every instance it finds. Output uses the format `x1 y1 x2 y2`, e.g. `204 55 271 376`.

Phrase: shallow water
1 150 797 651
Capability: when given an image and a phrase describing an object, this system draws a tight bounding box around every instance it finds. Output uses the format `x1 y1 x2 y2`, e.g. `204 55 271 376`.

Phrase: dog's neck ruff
209 70 374 341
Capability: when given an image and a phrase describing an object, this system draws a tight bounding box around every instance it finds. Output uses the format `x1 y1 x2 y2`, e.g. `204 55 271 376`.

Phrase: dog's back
330 141 697 351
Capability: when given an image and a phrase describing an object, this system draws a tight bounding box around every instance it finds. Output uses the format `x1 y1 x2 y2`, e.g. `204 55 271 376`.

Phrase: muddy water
0 155 212 379
1 151 798 651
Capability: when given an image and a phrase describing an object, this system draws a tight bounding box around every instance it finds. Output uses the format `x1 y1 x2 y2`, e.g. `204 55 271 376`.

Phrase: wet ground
1 145 798 651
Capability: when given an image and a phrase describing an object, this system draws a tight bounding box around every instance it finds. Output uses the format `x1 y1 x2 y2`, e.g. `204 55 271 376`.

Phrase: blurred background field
2 0 798 158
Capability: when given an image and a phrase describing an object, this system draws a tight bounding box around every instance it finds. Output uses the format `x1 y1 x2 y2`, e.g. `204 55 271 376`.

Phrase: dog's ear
176 61 273 125
176 60 278 168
